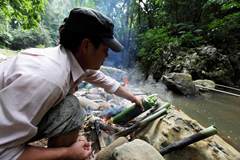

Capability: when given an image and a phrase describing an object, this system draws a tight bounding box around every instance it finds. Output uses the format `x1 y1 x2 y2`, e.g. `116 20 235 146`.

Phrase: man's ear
80 38 90 53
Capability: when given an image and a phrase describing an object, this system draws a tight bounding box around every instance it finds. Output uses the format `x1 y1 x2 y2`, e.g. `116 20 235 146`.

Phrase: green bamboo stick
160 125 217 155
111 94 159 124
114 108 168 137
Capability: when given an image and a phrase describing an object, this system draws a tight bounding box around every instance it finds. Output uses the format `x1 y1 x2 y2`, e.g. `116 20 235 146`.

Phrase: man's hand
17 136 92 160
68 137 92 160
114 86 144 111
131 96 144 111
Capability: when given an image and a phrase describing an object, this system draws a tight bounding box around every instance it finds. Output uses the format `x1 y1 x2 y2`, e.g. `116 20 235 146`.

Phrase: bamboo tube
215 84 240 92
160 125 217 155
114 107 168 137
137 102 171 122
196 85 240 97
111 95 158 124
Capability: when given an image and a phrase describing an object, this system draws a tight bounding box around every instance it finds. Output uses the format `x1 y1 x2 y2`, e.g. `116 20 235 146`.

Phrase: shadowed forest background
0 0 240 86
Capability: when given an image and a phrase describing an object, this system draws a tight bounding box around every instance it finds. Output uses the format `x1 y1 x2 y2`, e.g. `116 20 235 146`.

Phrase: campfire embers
82 95 171 155
99 105 124 120
83 115 124 153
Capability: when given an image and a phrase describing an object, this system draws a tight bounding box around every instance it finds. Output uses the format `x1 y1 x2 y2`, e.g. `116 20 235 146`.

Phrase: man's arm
114 85 143 109
18 140 92 160
114 85 139 103
83 70 143 108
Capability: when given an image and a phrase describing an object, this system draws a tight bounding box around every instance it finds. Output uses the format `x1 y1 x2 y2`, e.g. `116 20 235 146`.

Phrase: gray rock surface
136 105 240 160
162 72 198 95
193 79 216 89
113 139 165 160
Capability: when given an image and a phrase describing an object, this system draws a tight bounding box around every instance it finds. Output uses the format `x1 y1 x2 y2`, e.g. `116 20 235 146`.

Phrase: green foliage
137 27 180 75
0 0 50 49
42 0 85 44
180 32 204 47
0 0 47 29
222 0 240 11
207 12 240 51
134 0 240 85
0 11 11 47
9 27 51 50
0 49 17 57
0 31 12 48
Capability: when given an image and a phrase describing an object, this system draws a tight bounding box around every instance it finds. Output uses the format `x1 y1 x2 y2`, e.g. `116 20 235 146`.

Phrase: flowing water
129 77 240 151
170 92 240 151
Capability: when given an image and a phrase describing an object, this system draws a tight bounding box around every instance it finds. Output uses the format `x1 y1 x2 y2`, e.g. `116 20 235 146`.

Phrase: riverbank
127 74 240 151
73 81 240 159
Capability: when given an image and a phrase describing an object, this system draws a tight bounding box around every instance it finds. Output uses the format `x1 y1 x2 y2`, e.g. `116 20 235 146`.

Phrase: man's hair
59 21 102 52
58 8 123 52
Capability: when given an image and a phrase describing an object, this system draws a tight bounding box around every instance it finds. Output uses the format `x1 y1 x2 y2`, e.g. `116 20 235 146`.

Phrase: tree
0 0 47 29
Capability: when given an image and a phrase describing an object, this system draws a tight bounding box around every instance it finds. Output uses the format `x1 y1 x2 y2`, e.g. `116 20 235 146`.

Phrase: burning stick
160 125 217 155
97 120 122 134
94 120 107 150
83 116 108 152
113 104 170 137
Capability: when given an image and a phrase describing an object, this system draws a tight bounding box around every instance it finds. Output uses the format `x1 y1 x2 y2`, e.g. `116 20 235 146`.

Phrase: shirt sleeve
83 70 121 93
0 73 62 149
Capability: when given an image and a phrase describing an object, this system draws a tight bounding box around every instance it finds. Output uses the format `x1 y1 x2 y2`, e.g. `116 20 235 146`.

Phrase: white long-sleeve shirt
0 45 120 160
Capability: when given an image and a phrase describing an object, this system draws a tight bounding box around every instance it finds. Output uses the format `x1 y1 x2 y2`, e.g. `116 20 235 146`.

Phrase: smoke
126 65 174 103
93 0 136 68
99 105 124 119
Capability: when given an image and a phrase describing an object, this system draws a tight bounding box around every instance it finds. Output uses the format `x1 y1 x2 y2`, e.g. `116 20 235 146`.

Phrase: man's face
78 39 109 70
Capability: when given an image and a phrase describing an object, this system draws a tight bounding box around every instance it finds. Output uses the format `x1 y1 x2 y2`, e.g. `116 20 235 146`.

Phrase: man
0 8 142 160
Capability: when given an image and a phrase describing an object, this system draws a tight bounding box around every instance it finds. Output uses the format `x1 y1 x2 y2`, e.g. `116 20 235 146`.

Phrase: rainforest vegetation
0 0 239 86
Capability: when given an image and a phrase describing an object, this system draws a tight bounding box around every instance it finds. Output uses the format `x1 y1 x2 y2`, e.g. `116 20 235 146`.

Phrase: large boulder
113 139 165 160
229 52 240 86
96 137 128 160
162 72 198 96
193 79 215 89
136 104 240 160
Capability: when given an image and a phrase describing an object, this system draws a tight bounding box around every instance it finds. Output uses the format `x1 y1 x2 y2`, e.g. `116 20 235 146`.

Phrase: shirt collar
60 46 85 83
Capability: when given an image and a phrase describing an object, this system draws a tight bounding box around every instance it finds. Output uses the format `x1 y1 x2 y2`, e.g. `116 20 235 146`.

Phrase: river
170 92 240 151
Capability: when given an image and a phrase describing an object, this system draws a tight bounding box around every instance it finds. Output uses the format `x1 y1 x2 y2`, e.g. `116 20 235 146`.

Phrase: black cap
64 8 123 52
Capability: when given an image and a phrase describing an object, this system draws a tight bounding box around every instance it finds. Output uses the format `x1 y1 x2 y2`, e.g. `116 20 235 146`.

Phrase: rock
86 94 104 101
193 79 216 89
229 52 240 86
162 72 198 96
100 66 127 82
136 106 240 160
190 46 234 85
112 139 165 160
154 45 236 86
96 137 128 160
